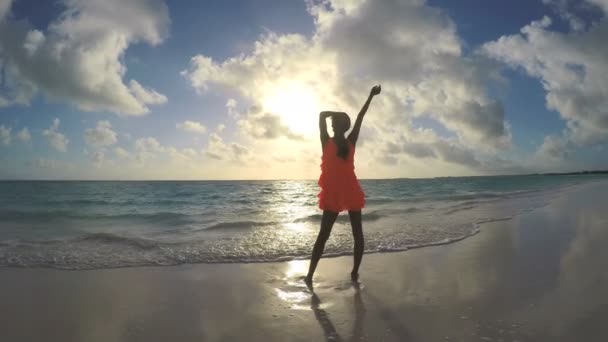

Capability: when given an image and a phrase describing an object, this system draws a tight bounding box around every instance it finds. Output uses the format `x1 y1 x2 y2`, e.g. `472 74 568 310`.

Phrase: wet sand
1 182 608 341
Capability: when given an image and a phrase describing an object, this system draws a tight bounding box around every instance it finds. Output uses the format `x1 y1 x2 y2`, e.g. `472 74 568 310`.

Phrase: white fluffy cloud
483 6 608 150
206 133 250 163
182 36 322 141
16 127 30 142
42 118 69 152
135 137 162 152
135 136 162 163
0 0 169 115
537 135 572 160
85 121 118 147
182 0 510 174
129 80 168 107
166 146 198 162
133 136 200 164
0 124 10 145
0 125 32 145
176 120 207 134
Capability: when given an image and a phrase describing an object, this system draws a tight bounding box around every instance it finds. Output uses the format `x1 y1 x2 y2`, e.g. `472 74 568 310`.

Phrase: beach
2 181 608 341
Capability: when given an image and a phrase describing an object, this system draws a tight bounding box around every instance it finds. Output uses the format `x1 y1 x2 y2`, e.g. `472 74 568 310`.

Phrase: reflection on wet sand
350 282 366 341
309 282 366 342
275 260 368 341
310 292 341 342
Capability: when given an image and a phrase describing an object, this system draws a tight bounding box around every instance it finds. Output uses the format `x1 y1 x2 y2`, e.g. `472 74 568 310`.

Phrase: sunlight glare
262 83 320 135
285 259 308 279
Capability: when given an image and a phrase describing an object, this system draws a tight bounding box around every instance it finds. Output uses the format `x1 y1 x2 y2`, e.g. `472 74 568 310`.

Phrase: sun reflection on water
284 222 308 232
275 288 310 304
262 181 318 242
274 260 337 311
285 260 308 279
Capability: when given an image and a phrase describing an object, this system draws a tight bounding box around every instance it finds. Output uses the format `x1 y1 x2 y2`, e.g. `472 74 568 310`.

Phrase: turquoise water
0 175 605 269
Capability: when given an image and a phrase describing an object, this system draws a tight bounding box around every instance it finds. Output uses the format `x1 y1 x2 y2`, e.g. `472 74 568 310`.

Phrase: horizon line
1 170 607 182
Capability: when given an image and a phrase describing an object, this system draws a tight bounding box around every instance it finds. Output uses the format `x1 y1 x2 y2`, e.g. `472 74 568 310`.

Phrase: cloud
135 136 162 163
0 0 11 21
225 99 240 119
16 127 30 142
378 155 398 165
133 136 197 164
176 120 207 134
237 110 304 140
483 9 608 146
115 146 130 159
312 0 509 147
129 80 168 106
402 142 436 159
182 46 312 141
0 125 32 145
446 101 509 147
536 135 572 160
206 133 249 163
85 121 117 147
135 136 162 152
0 124 10 145
23 29 45 56
0 0 169 115
166 146 198 162
92 150 104 167
182 0 510 175
375 126 487 169
42 118 69 152
541 0 586 30
181 56 219 93
433 140 481 168
205 134 226 160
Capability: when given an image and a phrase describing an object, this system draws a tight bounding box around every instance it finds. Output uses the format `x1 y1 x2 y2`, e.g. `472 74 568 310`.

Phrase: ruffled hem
317 186 365 212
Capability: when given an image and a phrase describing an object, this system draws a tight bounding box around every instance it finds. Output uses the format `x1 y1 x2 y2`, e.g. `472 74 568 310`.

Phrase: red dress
318 138 365 212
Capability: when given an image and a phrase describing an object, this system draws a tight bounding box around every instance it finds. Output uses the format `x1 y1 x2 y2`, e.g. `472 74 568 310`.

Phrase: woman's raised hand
370 85 381 97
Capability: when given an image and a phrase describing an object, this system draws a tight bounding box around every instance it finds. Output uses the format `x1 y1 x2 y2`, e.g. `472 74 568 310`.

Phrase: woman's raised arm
348 85 381 146
319 111 335 148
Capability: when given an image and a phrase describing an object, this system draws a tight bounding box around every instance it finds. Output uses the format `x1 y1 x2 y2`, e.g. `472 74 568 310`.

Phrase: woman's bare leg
348 210 364 280
305 210 339 285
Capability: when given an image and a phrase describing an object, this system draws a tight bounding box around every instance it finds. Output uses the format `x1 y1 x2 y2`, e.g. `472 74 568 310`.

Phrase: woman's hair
332 113 351 160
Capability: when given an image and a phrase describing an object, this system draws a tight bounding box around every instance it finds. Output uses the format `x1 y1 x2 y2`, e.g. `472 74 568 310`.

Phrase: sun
262 83 320 135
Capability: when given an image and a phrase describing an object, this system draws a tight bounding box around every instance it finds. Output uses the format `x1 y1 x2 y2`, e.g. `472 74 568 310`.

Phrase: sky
1 0 608 180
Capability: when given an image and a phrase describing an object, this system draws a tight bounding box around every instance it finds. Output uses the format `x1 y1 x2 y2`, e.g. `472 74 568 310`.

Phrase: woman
305 85 381 286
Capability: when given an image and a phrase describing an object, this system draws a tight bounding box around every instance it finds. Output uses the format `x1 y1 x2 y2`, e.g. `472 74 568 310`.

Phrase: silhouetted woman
305 85 381 286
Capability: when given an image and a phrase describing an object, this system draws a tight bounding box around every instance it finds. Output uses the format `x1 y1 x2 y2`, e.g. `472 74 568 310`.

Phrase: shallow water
0 175 605 269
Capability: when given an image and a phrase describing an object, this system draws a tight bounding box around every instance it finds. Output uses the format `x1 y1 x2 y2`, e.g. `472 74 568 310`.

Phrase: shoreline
0 179 598 271
3 179 598 271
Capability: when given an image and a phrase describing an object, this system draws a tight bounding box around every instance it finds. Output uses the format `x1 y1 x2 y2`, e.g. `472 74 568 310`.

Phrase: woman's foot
304 275 313 289
351 271 359 282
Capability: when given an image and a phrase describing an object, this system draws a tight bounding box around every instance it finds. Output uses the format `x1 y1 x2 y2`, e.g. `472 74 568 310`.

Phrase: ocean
0 175 605 269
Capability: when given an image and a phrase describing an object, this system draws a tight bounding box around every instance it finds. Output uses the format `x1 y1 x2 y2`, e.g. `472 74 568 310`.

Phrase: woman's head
331 112 351 136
